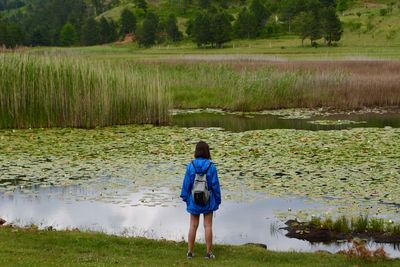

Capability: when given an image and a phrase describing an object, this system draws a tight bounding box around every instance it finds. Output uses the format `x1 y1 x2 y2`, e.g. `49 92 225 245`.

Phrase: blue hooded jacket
180 157 221 214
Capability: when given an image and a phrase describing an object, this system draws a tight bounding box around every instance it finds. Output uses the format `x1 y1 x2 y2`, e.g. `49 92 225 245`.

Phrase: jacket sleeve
180 163 192 203
211 165 221 206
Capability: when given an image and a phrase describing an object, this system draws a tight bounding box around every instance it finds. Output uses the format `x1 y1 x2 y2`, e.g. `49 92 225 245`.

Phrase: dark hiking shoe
187 252 194 259
205 252 215 259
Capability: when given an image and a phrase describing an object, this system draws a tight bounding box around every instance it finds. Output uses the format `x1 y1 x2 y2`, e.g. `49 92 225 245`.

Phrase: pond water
1 111 400 258
172 111 400 132
1 185 399 257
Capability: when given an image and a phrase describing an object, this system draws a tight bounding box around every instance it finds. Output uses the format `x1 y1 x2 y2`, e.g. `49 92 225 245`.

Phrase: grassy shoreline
0 226 398 266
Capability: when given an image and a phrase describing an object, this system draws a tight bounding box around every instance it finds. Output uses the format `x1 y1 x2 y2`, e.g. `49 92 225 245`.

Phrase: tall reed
0 54 171 128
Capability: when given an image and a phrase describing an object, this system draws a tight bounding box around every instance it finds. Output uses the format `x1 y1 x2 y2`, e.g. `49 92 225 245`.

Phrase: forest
0 0 347 48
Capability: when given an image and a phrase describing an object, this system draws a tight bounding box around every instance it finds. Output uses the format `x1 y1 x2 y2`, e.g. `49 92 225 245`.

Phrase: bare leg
188 214 199 253
204 212 213 253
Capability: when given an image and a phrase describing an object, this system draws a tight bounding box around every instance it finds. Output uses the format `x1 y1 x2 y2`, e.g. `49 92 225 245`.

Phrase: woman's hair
194 141 211 159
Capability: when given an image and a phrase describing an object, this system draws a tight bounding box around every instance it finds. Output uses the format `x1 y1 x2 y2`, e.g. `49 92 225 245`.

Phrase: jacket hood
192 158 212 173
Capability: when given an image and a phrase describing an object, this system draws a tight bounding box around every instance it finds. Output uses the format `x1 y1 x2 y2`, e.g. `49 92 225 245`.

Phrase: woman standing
180 141 221 259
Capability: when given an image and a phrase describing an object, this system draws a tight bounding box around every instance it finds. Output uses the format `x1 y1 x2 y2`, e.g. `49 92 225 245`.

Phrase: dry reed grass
150 59 400 110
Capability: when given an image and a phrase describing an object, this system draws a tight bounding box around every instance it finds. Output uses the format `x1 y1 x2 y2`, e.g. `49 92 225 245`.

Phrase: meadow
2 226 399 267
1 47 400 128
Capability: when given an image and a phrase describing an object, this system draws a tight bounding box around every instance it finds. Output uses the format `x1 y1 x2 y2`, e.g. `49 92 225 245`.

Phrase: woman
180 141 221 259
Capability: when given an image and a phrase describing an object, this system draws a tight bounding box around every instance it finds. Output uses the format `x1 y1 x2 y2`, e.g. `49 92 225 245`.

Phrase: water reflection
1 185 399 258
172 112 400 132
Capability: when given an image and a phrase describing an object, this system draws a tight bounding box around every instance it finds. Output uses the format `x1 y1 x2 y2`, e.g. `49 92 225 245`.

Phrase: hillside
0 0 399 48
97 0 400 44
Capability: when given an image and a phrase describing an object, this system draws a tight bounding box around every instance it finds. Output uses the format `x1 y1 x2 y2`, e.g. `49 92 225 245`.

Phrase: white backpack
191 161 212 206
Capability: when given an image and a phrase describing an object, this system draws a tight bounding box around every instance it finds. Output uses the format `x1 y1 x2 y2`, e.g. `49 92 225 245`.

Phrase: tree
198 0 210 9
191 12 211 47
23 0 87 46
233 8 257 38
210 11 232 48
0 21 25 48
293 11 312 46
165 14 183 42
30 27 51 46
135 0 147 11
60 23 77 46
108 19 119 43
81 18 100 45
120 8 137 36
249 0 269 34
99 17 118 44
280 0 306 33
137 12 159 47
320 0 336 8
186 19 194 37
336 0 350 14
321 7 342 46
309 14 322 45
92 0 106 15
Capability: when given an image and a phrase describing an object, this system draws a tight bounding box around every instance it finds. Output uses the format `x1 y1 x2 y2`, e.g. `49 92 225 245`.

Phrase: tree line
0 0 346 48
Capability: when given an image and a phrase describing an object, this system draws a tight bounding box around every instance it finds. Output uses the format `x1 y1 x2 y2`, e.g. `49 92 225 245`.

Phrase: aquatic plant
352 215 369 233
322 217 334 231
0 54 171 128
387 224 400 235
333 216 350 234
309 216 322 227
369 218 385 233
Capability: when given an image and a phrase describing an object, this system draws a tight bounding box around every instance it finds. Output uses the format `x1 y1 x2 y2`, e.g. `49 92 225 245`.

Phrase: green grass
0 53 171 128
352 215 369 233
0 226 399 267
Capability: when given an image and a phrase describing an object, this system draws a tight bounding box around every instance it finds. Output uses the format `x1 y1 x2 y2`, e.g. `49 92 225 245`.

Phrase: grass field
0 226 399 267
1 49 399 128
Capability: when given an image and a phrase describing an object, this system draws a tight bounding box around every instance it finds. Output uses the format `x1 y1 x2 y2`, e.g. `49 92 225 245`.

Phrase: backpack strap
192 161 213 175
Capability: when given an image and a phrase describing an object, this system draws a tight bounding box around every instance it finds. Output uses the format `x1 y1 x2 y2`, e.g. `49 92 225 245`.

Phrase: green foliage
379 8 388 16
351 215 369 233
24 0 87 46
137 12 159 47
321 7 342 46
322 217 334 230
293 12 313 46
0 21 25 48
233 8 258 39
29 27 51 46
309 216 322 227
60 23 77 47
388 224 400 235
191 11 211 47
81 18 100 46
165 14 182 42
336 0 350 13
135 0 147 11
333 216 350 233
120 8 137 36
191 10 232 48
368 218 385 233
99 17 118 44
210 11 232 48
249 0 269 34
198 0 210 9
